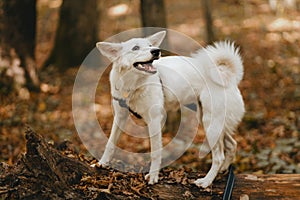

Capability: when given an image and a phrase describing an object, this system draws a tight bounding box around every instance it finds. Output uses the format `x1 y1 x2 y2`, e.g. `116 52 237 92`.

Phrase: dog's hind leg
195 137 225 188
194 91 226 188
220 132 237 172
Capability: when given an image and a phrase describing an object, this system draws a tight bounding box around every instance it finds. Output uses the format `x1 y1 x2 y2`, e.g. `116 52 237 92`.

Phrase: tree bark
0 0 39 91
0 127 93 199
202 0 215 44
1 128 300 199
140 0 167 28
140 0 168 41
46 0 100 69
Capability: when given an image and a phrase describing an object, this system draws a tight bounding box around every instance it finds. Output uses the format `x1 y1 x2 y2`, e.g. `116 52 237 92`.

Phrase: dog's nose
151 49 161 58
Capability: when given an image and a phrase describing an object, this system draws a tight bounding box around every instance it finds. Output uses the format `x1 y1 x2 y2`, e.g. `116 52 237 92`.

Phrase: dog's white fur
94 31 245 188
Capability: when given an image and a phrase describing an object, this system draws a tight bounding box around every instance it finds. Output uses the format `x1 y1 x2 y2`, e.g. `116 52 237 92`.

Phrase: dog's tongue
143 63 156 72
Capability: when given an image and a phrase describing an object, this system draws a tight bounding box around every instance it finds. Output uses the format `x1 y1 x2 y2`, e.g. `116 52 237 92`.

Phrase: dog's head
96 31 166 74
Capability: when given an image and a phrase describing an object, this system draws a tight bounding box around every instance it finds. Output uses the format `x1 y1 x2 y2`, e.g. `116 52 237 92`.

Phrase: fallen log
0 128 299 199
0 127 93 199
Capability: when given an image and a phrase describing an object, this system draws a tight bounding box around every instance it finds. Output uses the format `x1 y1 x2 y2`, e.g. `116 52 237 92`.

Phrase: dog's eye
132 45 140 51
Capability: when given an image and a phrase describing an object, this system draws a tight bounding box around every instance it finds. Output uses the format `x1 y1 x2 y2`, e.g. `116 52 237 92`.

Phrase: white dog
94 31 245 188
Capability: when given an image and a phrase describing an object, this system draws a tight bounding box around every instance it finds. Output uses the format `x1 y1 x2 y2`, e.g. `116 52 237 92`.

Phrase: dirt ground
0 0 300 198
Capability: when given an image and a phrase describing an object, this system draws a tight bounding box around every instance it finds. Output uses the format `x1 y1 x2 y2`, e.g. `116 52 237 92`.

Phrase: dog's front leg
144 107 163 184
92 102 128 167
98 117 123 166
145 121 162 184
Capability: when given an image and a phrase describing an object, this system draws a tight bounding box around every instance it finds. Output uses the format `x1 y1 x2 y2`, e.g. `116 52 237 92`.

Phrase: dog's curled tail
194 41 243 87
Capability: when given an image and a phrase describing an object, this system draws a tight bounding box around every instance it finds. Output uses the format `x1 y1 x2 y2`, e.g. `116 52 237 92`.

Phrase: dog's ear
96 42 122 61
147 31 166 47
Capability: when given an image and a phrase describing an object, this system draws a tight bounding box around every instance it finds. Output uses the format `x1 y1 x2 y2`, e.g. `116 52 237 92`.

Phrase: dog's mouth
133 60 157 74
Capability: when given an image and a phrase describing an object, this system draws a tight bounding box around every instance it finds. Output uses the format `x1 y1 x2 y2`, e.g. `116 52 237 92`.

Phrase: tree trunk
140 0 168 40
0 0 39 93
140 0 167 28
202 0 215 44
46 0 100 69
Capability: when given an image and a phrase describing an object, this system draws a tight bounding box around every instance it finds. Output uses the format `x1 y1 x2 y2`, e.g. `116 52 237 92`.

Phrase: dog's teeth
138 64 144 68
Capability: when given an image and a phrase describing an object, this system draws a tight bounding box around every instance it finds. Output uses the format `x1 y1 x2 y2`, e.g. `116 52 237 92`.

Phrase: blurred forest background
0 0 300 175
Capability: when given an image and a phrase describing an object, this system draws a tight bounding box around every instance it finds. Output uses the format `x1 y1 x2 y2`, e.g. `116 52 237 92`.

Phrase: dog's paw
90 160 109 168
90 163 97 168
145 171 159 185
194 178 212 188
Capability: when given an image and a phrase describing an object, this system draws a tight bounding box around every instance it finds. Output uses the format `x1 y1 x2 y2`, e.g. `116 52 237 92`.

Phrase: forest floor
0 0 300 198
